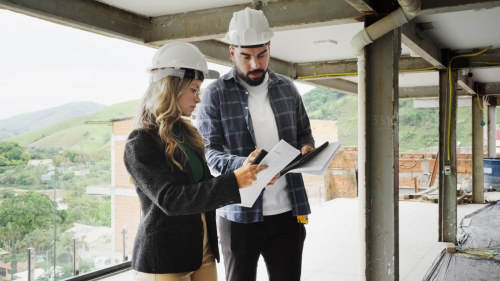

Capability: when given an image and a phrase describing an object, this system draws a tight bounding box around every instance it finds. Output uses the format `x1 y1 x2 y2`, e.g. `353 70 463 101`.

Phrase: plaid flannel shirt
197 67 314 223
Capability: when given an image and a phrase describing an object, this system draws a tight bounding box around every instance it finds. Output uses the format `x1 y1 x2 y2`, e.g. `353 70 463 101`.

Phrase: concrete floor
100 198 485 281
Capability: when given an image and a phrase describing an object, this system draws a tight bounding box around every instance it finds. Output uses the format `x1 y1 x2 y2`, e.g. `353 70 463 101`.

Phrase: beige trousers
133 213 217 281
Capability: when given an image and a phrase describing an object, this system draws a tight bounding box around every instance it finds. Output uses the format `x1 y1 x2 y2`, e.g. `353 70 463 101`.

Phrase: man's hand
301 145 314 156
266 172 280 186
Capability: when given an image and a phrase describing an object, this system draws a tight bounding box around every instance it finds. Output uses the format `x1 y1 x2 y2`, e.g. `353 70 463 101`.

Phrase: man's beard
237 68 266 86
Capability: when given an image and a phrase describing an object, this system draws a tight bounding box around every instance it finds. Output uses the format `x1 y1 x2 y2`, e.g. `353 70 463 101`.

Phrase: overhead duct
351 0 421 57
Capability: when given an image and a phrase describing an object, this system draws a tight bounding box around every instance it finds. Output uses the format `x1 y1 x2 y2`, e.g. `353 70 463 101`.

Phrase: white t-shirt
241 74 292 215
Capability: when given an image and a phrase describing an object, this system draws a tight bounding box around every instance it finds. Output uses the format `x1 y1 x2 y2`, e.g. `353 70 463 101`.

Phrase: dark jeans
218 211 306 281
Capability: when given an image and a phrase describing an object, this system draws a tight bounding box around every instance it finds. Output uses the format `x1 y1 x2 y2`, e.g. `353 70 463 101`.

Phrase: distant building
28 159 53 166
41 170 55 182
0 247 26 281
67 223 118 269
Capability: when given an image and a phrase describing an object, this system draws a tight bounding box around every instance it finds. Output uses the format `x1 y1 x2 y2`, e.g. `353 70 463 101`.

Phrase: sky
0 10 313 121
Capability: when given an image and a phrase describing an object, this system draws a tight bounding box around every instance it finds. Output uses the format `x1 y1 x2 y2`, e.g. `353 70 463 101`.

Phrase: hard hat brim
150 68 220 83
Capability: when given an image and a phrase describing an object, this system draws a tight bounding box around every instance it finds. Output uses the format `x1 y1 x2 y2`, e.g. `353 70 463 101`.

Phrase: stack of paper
237 140 341 207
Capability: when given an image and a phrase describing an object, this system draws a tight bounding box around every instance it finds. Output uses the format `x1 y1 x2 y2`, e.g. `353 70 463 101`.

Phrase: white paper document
237 140 300 207
286 142 341 175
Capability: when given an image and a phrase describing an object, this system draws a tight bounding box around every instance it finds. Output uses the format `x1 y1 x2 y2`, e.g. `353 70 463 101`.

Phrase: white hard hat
148 42 219 83
225 7 274 47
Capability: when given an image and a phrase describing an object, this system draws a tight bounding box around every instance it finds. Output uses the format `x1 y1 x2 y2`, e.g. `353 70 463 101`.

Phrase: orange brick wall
324 172 357 200
114 141 134 188
113 118 134 188
113 118 134 135
321 147 358 201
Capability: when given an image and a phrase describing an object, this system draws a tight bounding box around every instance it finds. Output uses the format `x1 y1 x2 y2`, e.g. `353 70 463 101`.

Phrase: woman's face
177 79 202 117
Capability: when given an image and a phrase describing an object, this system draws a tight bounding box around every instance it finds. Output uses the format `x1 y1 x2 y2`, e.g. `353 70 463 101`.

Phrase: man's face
230 44 270 86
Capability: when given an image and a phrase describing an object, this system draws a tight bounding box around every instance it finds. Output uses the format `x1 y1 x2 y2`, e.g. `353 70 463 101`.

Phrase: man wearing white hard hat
124 42 267 281
197 8 315 281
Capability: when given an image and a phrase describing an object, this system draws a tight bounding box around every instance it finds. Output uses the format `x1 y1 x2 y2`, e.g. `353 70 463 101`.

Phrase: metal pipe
488 105 496 157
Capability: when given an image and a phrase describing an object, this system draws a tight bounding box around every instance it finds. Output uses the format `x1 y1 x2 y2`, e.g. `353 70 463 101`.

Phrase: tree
64 184 111 227
0 191 56 279
0 142 30 166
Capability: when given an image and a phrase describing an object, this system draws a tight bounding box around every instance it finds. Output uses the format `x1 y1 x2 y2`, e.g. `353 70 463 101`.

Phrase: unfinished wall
319 148 474 201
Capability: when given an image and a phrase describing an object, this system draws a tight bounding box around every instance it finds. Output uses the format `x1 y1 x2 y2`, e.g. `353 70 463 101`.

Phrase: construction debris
400 186 500 204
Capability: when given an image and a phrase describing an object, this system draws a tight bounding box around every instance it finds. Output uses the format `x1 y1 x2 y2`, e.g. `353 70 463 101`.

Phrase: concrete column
358 29 400 280
487 105 496 157
472 95 484 203
438 70 457 243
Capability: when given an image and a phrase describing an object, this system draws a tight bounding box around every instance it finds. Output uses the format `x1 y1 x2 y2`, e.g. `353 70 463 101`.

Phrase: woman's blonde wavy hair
134 75 205 170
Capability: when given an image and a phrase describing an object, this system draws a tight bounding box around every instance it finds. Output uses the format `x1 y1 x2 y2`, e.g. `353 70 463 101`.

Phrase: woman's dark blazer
123 129 241 273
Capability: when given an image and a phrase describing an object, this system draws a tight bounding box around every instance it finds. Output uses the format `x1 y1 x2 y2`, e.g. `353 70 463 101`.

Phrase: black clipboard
279 141 329 175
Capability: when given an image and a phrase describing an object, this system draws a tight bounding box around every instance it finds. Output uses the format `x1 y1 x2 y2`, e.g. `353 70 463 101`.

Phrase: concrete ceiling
1 0 499 99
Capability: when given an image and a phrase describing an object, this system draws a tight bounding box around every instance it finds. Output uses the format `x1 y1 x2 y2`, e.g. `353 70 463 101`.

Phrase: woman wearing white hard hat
124 42 267 281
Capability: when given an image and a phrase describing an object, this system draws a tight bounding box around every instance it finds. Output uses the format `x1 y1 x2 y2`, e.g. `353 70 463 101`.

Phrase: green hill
8 100 138 159
303 88 358 146
0 102 105 140
302 88 483 153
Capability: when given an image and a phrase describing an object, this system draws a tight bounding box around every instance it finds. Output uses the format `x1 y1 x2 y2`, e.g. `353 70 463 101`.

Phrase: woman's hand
234 164 268 188
242 149 262 167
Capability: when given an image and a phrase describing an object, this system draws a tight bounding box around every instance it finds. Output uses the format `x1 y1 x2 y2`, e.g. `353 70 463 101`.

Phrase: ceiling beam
401 23 446 69
400 82 500 99
300 78 359 95
295 60 358 79
0 0 150 44
345 0 377 14
468 48 500 68
262 0 361 29
148 0 361 45
298 82 486 98
419 0 500 15
291 48 498 81
400 86 439 98
399 86 473 98
295 56 435 79
399 56 437 71
297 81 474 98
191 40 232 67
484 82 500 95
457 74 477 95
